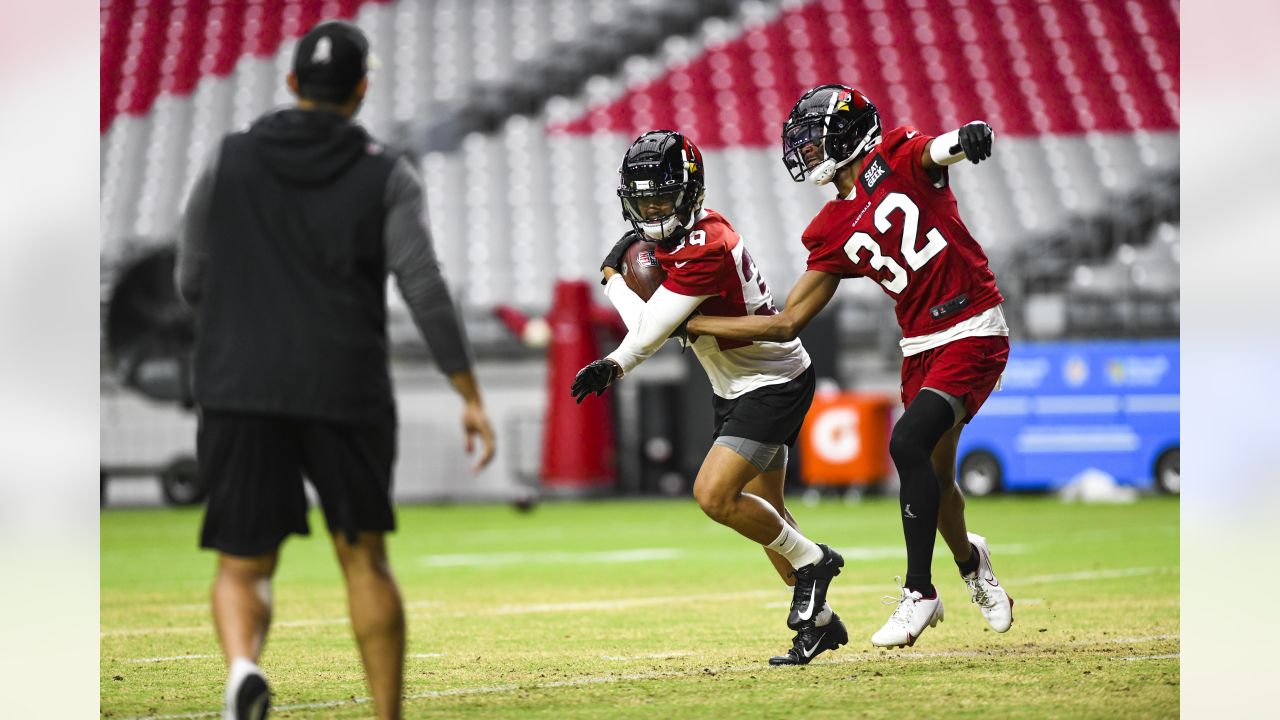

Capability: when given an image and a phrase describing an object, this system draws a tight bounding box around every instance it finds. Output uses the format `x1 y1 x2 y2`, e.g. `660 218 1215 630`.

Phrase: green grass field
101 496 1178 719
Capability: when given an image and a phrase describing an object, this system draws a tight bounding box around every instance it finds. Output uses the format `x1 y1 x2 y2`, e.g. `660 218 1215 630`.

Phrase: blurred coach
175 20 495 720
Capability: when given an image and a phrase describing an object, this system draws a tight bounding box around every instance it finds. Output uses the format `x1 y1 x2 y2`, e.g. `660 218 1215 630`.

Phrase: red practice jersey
657 209 777 349
654 209 809 398
802 126 1003 338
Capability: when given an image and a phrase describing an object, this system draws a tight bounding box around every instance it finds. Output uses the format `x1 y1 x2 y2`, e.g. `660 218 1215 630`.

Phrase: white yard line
601 651 692 661
419 548 684 568
1108 634 1178 644
1015 567 1176 584
126 654 219 663
119 635 1179 719
103 566 1178 638
1123 653 1179 661
114 650 999 719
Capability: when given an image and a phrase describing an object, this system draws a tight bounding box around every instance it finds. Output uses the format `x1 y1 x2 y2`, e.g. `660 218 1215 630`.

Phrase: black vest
194 109 398 421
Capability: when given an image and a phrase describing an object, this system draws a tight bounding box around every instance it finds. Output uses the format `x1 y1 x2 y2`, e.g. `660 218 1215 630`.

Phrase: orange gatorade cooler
798 392 894 487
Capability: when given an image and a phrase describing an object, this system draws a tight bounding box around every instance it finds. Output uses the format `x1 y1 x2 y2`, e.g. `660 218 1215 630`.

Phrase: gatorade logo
811 407 860 463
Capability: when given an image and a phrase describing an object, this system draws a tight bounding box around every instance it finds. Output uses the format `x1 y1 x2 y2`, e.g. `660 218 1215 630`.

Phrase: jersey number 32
843 192 948 294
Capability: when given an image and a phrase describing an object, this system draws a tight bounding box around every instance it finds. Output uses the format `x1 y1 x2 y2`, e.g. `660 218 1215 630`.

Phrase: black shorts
198 408 397 557
712 365 816 447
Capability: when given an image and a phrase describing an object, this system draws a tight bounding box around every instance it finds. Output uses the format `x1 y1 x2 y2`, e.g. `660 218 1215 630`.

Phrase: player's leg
920 337 1014 634
871 389 954 648
889 389 957 595
199 411 309 719
212 552 279 664
302 410 402 720
692 444 797 546
702 368 843 634
743 452 849 666
741 462 797 586
333 532 405 720
928 399 975 566
928 399 1014 633
694 441 842 629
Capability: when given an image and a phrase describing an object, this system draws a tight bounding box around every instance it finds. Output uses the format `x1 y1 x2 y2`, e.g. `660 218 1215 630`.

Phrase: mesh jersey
658 209 810 399
802 125 1003 338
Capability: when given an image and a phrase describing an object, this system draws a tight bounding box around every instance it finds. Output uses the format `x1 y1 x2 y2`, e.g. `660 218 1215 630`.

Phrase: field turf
101 496 1179 718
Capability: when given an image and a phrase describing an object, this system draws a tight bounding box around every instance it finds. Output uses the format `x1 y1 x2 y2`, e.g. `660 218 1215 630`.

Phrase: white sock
814 602 833 627
766 523 824 569
225 657 262 702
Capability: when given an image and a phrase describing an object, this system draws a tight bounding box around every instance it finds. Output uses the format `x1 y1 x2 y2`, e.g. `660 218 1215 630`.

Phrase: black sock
956 543 980 576
890 391 955 597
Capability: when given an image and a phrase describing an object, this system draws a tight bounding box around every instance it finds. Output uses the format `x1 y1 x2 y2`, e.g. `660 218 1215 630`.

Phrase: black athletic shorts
198 408 397 557
712 365 816 447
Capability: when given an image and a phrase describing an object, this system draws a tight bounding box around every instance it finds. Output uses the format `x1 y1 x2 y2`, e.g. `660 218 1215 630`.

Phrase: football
620 240 666 301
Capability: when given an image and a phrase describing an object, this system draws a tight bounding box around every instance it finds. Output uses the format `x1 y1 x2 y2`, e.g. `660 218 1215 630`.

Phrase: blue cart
955 340 1179 495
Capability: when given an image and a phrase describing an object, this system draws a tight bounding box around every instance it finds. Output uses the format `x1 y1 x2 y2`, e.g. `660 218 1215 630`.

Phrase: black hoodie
192 108 400 421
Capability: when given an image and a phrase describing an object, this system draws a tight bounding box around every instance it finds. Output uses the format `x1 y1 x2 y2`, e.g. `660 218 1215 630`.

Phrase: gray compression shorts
922 386 967 427
713 435 788 473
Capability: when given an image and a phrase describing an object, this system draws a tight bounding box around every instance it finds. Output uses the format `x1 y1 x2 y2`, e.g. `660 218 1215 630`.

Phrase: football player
685 85 1015 648
572 130 846 665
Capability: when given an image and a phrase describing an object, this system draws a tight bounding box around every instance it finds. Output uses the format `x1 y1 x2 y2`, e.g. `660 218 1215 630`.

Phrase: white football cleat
870 582 944 648
963 532 1013 633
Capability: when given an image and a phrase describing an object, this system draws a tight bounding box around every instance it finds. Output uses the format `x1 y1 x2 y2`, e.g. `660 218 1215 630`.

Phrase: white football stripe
119 639 1179 720
126 654 218 663
103 565 1177 637
418 548 683 567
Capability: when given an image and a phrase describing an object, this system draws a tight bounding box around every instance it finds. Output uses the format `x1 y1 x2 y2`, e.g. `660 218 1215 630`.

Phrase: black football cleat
769 613 849 666
787 544 844 630
227 667 271 720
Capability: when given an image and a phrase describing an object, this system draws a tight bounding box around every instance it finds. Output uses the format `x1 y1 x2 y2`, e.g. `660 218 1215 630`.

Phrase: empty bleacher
100 0 1180 356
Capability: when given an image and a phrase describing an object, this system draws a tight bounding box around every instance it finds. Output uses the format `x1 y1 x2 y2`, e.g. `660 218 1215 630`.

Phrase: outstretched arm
921 121 994 171
572 281 707 403
685 270 841 343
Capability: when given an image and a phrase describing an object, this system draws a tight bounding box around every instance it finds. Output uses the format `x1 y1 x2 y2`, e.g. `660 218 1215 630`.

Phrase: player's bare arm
920 121 995 171
686 270 840 343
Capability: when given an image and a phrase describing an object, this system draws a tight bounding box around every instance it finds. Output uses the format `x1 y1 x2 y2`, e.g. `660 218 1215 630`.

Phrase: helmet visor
619 186 684 224
782 119 829 181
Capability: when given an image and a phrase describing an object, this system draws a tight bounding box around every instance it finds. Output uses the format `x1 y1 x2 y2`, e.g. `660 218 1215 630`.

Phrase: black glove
958 121 993 164
600 230 643 284
571 359 621 404
670 311 699 344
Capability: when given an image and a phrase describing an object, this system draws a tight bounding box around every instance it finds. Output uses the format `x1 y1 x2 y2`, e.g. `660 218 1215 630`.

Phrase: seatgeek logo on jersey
860 156 890 195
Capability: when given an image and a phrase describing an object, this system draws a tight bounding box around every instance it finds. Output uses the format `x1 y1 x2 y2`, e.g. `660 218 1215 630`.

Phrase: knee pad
890 391 956 469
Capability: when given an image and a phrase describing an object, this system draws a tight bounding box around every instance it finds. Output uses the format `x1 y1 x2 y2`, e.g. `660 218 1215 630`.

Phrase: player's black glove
958 121 994 164
670 311 699 346
571 359 622 404
599 230 643 284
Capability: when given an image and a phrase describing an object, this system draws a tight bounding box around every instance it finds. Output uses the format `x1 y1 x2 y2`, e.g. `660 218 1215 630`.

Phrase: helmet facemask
620 184 690 242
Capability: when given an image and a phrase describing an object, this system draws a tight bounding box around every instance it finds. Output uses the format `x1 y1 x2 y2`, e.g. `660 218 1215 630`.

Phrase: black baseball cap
292 20 371 103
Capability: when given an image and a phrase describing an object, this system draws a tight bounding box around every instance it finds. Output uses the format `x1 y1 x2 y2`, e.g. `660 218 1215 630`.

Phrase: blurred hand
461 402 496 472
599 230 643 283
958 121 994 164
571 359 621 404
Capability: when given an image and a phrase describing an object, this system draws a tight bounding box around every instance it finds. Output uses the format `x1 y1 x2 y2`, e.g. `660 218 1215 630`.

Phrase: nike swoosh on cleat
802 633 827 658
796 581 818 620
